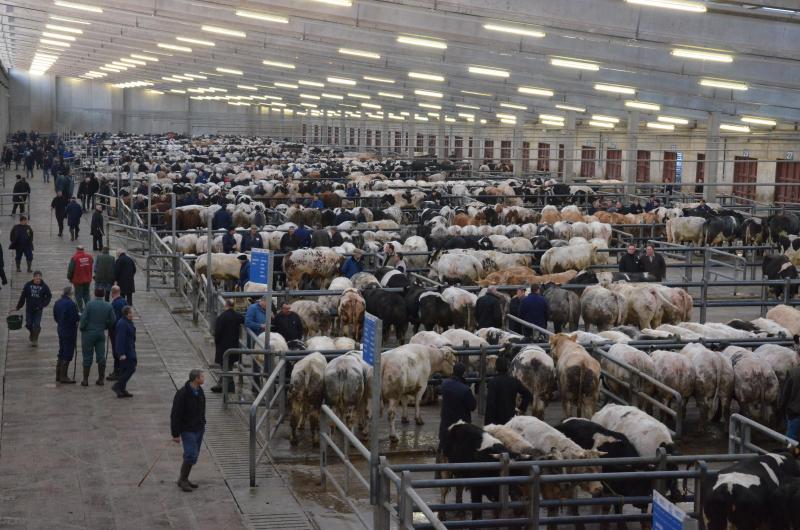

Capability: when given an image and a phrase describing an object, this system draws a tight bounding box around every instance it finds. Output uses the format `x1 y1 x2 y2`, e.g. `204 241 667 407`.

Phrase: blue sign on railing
362 313 379 366
652 490 687 530
250 248 270 286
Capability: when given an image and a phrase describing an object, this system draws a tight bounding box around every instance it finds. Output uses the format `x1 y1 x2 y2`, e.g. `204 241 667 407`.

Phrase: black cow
542 283 580 333
772 476 800 529
613 272 659 282
767 213 800 243
762 254 799 299
742 217 767 246
706 215 744 246
404 287 453 333
778 235 800 254
361 286 408 344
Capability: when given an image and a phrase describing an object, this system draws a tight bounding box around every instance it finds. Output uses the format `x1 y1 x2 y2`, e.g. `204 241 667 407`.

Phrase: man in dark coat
438 363 476 448
279 226 301 251
640 244 667 281
16 270 52 346
94 247 116 301
0 242 6 288
779 363 800 441
329 226 344 247
112 305 136 398
9 215 34 272
211 204 232 230
90 205 104 251
221 226 237 254
483 357 532 425
11 175 30 214
65 197 83 241
106 285 127 381
293 224 312 248
211 300 244 393
52 285 79 384
114 249 137 305
519 285 549 339
311 227 331 248
240 226 263 252
51 191 68 237
79 288 116 386
507 287 525 334
171 369 206 492
618 244 641 274
475 286 504 329
273 302 304 342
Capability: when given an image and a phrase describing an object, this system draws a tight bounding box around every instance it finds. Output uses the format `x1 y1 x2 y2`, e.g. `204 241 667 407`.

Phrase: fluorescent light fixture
338 48 380 59
50 15 91 25
741 116 777 126
624 0 707 13
299 80 324 87
148 89 164 94
500 102 527 110
592 115 620 123
272 83 297 90
201 25 246 38
176 37 214 47
456 103 480 110
671 48 732 62
270 102 287 107
216 67 243 75
427 112 441 118
170 89 187 94
390 115 405 121
327 77 356 86
414 89 443 98
300 103 317 108
700 78 748 91
111 62 133 68
720 124 750 133
311 0 353 5
555 104 586 112
500 119 517 125
237 85 257 91
158 43 192 52
419 103 441 109
363 75 394 84
262 60 295 69
378 92 403 99
595 84 636 95
415 116 429 121
41 32 76 41
625 100 661 111
496 113 516 119
647 122 675 130
40 39 70 47
45 24 82 34
261 95 282 100
397 35 447 49
119 58 146 65
657 116 689 125
399 111 410 116
518 86 553 97
348 93 370 99
458 113 475 118
589 120 615 128
461 90 492 97
408 72 444 82
482 23 545 38
131 54 158 61
54 1 103 13
300 94 320 100
321 93 344 99
99 66 121 72
183 73 206 79
539 114 565 121
541 120 564 126
362 102 381 109
550 57 600 71
468 66 510 78
161 77 183 82
234 9 288 23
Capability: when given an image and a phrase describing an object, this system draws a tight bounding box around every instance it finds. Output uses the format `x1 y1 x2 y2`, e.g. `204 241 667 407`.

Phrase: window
636 150 651 182
468 137 473 158
334 127 340 145
557 144 564 177
606 149 622 179
327 127 332 143
696 153 706 183
522 141 531 171
395 131 402 149
444 135 450 156
366 129 372 147
537 142 550 171
775 160 800 204
580 145 596 179
416 133 424 151
500 140 512 164
313 125 319 144
302 124 307 142
483 139 494 161
454 136 464 160
428 134 436 155
663 151 677 183
733 156 758 201
375 130 381 148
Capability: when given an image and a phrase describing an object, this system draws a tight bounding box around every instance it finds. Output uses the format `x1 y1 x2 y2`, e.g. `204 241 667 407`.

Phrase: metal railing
249 354 287 487
728 413 798 454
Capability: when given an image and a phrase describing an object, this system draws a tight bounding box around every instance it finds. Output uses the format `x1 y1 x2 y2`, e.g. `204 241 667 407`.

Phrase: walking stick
138 440 172 487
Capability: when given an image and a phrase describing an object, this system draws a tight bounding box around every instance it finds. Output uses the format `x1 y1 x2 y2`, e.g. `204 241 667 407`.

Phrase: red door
775 160 800 204
500 140 512 164
484 140 494 161
557 144 564 177
663 151 677 183
580 146 596 179
636 150 651 183
606 149 622 179
733 156 758 201
522 141 530 171
537 142 550 171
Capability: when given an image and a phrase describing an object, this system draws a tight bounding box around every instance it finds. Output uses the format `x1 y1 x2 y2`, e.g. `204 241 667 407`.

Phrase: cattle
283 248 343 290
751 317 793 337
338 288 365 339
351 271 380 291
763 254 799 299
766 304 800 340
323 351 372 437
441 287 478 331
581 284 625 332
542 284 580 333
429 251 484 285
476 327 523 346
706 214 743 246
401 235 428 269
730 351 780 425
540 205 561 224
289 352 327 446
608 282 671 330
766 212 800 242
361 286 408 344
602 343 656 407
318 276 352 314
540 243 598 274
379 268 410 289
478 268 576 287
409 330 453 349
381 344 455 441
653 285 694 324
650 350 695 419
194 252 245 281
591 404 676 458
549 334 602 418
290 300 331 337
753 343 800 387
681 343 734 430
666 216 706 245
509 345 555 418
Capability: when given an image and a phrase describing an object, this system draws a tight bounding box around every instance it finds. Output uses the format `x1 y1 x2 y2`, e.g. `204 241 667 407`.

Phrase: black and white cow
762 254 798 299
706 213 744 246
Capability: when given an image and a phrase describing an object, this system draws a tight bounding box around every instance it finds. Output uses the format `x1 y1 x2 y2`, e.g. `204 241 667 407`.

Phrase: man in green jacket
93 247 116 302
79 288 116 386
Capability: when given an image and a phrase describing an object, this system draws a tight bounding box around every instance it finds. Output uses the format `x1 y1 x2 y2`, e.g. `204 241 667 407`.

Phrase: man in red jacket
67 245 94 312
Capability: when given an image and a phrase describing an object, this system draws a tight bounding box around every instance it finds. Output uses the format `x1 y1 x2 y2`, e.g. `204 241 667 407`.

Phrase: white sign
652 490 688 530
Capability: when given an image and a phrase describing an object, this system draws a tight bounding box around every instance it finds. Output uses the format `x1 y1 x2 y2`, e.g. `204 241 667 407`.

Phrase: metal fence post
728 415 739 454
700 279 708 324
528 466 541 528
319 411 328 487
695 461 708 530
655 446 668 495
399 471 413 526
499 453 510 521
478 344 487 416
375 456 391 530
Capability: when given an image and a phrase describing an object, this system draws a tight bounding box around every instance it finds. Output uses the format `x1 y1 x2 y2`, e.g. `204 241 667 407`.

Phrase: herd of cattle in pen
82 134 800 527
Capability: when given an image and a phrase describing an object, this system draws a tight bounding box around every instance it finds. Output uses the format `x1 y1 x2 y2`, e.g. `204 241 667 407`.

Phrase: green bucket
6 314 23 331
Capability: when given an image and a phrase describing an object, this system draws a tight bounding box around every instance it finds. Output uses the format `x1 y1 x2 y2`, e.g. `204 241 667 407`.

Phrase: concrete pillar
437 114 446 159
340 114 347 149
513 120 524 177
471 120 482 170
407 119 416 157
321 114 329 145
381 114 388 155
624 110 640 195
562 111 577 182
704 111 721 203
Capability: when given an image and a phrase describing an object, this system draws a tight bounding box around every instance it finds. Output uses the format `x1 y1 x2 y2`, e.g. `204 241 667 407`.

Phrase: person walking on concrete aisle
106 285 126 382
93 246 115 302
51 191 68 238
52 285 79 384
519 284 549 340
12 175 31 215
211 300 244 394
65 197 83 241
483 357 532 426
90 205 104 251
114 249 136 306
475 285 504 329
112 306 136 398
171 369 206 492
67 245 93 312
78 288 116 386
16 271 52 346
0 241 7 290
438 363 476 450
9 215 34 272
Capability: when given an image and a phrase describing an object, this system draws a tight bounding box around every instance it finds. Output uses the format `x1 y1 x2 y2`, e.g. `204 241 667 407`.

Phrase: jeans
15 248 33 266
92 234 103 251
42 167 49 183
11 201 25 214
74 284 90 312
116 359 136 392
25 307 42 330
57 332 77 361
180 430 204 465
787 416 800 442
81 330 107 368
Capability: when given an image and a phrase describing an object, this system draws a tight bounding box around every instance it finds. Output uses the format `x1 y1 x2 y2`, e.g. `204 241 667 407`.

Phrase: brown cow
289 352 327 446
549 334 601 418
338 288 366 339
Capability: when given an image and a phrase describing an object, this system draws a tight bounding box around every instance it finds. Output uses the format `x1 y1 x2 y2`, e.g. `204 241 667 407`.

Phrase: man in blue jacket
245 296 268 340
221 226 237 254
65 197 83 241
293 224 312 248
106 285 127 382
340 249 364 278
53 285 79 384
519 284 549 339
112 305 136 398
16 270 52 346
438 363 476 450
212 203 232 230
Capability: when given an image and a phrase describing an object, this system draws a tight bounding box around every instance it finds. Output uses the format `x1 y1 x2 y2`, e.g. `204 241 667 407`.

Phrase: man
280 226 300 252
171 369 206 492
274 302 304 342
24 149 34 180
519 285 549 339
330 226 344 247
211 300 244 393
65 197 83 241
240 226 263 252
221 226 237 254
12 175 30 215
9 215 34 272
245 295 269 338
618 244 641 274
53 285 79 384
237 255 250 291
107 285 127 381
294 223 312 248
112 306 136 398
77 177 92 212
94 246 116 301
16 270 52 346
438 363 476 448
475 285 504 329
67 245 93 312
640 244 667 281
79 288 116 386
211 202 232 230
340 249 364 278
0 240 6 288
779 362 800 442
507 287 526 334
43 150 53 183
381 243 400 268
51 191 68 237
114 248 137 305
644 196 659 213
483 357 532 426
90 205 104 251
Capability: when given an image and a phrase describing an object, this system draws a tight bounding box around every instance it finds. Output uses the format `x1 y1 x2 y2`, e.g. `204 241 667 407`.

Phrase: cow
591 404 676 458
509 345 555 418
706 214 743 246
666 216 706 245
581 284 625 332
766 212 800 242
318 276 352 315
542 283 580 333
540 243 598 274
405 288 453 333
681 343 734 431
290 300 331 337
653 285 694 324
381 344 456 441
351 271 380 291
550 334 602 418
283 248 343 290
429 251 484 285
608 282 672 330
194 252 245 281
730 351 781 425
323 351 372 437
763 254 799 300
441 287 478 331
766 304 800 340
650 350 695 420
361 286 408 344
409 330 453 349
289 352 327 446
753 343 800 387
602 343 656 408
338 288 365 339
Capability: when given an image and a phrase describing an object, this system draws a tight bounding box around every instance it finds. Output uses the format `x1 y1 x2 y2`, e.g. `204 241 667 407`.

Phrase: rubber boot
81 366 90 387
95 364 105 386
106 370 119 381
185 464 198 488
26 262 32 273
177 463 193 492
28 328 34 344
15 262 20 273
30 327 40 347
55 360 62 382
60 361 75 384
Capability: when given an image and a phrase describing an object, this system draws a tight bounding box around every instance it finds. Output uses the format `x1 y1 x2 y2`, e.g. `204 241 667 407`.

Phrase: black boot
60 361 75 384
106 370 119 381
30 327 40 346
26 262 32 273
185 464 198 488
81 366 90 387
96 364 105 386
177 463 193 492
15 262 20 272
56 360 62 382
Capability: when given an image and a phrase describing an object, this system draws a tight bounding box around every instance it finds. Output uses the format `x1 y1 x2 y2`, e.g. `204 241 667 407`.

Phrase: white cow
592 404 675 457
